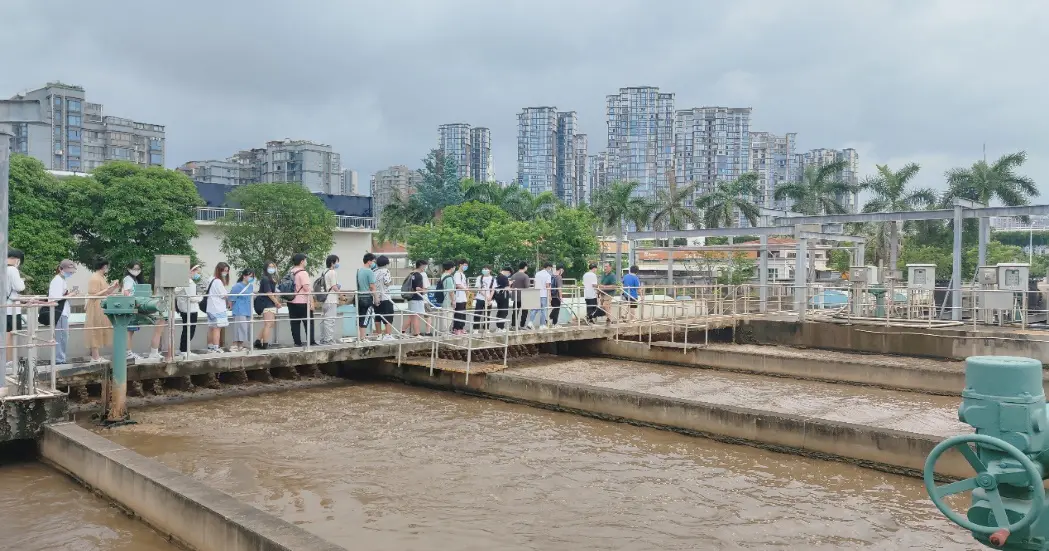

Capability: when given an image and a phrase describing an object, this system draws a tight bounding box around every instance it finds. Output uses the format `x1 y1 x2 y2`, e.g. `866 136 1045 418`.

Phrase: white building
178 139 344 195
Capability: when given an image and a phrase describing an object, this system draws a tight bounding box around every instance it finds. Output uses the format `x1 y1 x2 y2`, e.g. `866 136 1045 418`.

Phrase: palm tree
694 173 761 230
516 190 560 220
462 179 515 205
651 181 703 245
860 163 937 269
376 190 426 244
773 160 855 215
591 181 653 278
944 151 1038 207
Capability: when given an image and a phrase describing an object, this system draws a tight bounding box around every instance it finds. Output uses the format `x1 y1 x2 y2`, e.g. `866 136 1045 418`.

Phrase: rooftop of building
194 181 372 218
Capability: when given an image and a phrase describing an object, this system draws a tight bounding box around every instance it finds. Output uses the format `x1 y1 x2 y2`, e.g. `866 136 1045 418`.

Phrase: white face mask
130 269 141 277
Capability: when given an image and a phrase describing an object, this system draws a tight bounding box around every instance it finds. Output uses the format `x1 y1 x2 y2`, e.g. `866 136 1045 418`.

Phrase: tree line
378 149 1039 283
7 155 340 293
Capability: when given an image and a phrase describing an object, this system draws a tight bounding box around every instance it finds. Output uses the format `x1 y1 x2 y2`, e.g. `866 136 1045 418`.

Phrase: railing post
0 130 11 393
759 235 768 314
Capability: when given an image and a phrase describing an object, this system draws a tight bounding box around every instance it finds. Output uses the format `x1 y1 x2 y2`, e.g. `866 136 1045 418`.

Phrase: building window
53 141 63 154
149 137 162 151
68 128 81 141
53 126 62 139
54 155 63 168
68 159 81 171
67 114 81 126
149 153 162 165
68 99 81 112
68 145 81 157
53 96 62 107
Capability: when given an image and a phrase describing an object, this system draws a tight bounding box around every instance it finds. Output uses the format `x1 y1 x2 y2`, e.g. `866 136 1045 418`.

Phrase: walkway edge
375 362 970 480
39 423 345 551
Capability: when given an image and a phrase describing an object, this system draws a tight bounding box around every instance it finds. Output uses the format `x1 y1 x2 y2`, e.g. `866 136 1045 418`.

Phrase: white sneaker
229 345 241 353
539 325 548 330
181 352 196 360
89 357 108 364
382 334 396 341
139 352 163 364
526 322 535 329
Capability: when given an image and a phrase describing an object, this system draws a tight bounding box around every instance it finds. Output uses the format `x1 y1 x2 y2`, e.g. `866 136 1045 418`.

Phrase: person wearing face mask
493 266 511 332
47 259 80 365
227 268 255 352
451 259 469 335
121 261 146 361
318 254 341 345
86 258 121 363
254 261 281 350
6 250 26 366
175 265 204 358
205 262 231 353
288 253 316 347
472 266 495 334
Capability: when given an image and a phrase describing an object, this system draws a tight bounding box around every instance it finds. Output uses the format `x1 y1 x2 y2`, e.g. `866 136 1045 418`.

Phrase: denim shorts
207 311 229 328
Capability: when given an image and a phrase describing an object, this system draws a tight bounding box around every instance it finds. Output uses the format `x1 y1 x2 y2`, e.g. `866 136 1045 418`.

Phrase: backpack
277 270 298 300
313 270 330 303
432 274 453 306
400 273 416 297
198 279 216 314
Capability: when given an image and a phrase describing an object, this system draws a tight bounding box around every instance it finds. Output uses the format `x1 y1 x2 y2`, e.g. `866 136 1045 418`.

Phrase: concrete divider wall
39 423 344 551
739 319 1049 364
370 363 970 480
569 339 976 396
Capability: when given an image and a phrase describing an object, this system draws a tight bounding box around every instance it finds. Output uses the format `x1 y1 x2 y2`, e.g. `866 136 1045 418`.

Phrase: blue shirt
622 273 641 299
229 281 254 317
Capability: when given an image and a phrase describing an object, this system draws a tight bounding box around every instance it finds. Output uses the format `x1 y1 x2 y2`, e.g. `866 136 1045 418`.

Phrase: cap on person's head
59 259 76 271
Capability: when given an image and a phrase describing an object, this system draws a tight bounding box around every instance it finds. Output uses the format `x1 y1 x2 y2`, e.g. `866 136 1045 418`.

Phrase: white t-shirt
206 278 228 315
323 269 339 305
122 275 138 294
6 265 25 315
582 271 598 300
179 277 203 314
48 275 71 317
453 271 467 304
533 269 552 298
475 275 494 302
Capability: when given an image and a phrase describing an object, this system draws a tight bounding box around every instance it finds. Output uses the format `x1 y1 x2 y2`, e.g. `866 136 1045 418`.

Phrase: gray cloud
2 0 1046 197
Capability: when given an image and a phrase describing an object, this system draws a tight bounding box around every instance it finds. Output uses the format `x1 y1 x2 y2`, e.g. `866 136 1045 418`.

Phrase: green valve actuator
100 284 160 425
925 356 1049 550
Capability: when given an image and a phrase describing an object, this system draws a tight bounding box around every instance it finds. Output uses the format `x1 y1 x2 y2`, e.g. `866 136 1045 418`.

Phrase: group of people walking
4 249 645 366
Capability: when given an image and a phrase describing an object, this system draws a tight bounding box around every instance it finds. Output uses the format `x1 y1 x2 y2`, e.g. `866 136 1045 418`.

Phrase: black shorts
624 295 639 308
5 314 24 333
376 300 395 325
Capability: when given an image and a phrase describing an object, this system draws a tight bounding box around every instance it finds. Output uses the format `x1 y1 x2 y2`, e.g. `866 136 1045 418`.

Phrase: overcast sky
3 0 1046 200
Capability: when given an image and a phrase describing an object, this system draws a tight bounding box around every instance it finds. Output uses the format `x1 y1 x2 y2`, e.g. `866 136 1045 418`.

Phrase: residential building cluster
2 81 860 218
0 82 165 173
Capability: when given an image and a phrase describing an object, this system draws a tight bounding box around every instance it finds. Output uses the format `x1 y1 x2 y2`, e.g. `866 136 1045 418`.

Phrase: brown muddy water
87 378 981 550
0 460 177 551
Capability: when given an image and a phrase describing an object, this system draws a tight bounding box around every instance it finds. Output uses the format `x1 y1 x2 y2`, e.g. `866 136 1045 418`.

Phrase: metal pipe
794 236 808 320
979 217 989 268
0 131 11 392
952 204 963 321
759 235 768 314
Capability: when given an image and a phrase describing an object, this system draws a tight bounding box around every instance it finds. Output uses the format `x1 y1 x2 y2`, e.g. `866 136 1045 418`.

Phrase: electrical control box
978 266 998 286
153 255 191 289
849 266 868 284
906 264 936 290
997 263 1030 292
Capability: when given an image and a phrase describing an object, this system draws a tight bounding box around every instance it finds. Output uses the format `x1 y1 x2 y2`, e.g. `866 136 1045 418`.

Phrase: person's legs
288 303 304 346
258 310 275 347
472 300 486 332
495 295 508 329
55 315 69 364
550 297 562 325
357 297 372 339
585 298 598 321
320 303 336 343
179 312 190 353
453 302 467 331
306 306 317 345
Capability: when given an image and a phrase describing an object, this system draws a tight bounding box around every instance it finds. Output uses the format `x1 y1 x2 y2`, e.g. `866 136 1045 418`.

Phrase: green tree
414 149 464 218
716 252 756 285
376 189 427 244
945 151 1038 207
591 181 653 278
75 162 202 278
695 173 761 229
859 163 937 268
217 183 335 271
828 248 852 274
773 160 855 215
538 206 600 279
651 181 703 245
8 155 78 291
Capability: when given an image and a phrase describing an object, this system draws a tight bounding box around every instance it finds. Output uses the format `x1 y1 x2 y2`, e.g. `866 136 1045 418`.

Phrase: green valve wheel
924 434 1045 541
